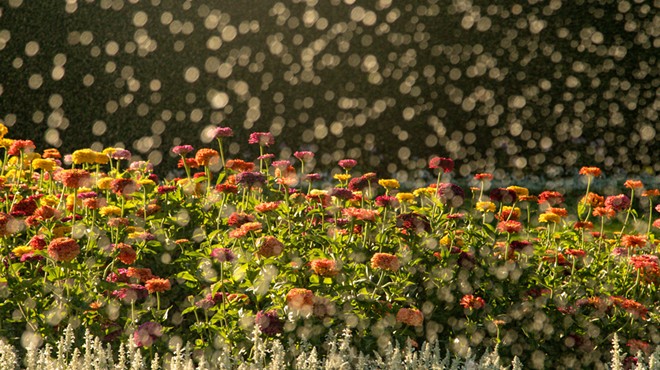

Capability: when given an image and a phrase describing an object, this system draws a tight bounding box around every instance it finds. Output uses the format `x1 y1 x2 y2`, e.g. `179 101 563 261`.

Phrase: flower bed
0 123 658 368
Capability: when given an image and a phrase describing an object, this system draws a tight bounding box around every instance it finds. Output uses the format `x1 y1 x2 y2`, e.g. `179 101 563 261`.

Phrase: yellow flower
40 195 59 207
378 179 400 190
333 173 351 182
539 213 561 223
12 246 33 257
506 186 529 197
138 179 155 187
97 177 113 190
413 187 435 197
66 194 83 209
475 201 496 213
440 234 463 247
396 192 415 203
0 123 7 139
32 158 57 172
0 138 14 149
99 205 122 217
102 147 117 156
94 152 109 165
52 226 71 238
309 189 328 196
72 149 99 165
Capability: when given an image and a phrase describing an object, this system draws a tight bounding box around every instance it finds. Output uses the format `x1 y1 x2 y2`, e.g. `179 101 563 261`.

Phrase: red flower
578 167 601 177
496 220 522 234
460 294 485 310
538 191 564 205
115 243 137 265
396 308 424 327
429 157 454 172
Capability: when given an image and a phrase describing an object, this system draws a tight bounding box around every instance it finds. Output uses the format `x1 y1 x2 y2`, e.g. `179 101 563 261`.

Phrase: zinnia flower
212 126 234 138
538 191 564 205
310 259 339 277
624 180 643 190
133 322 162 347
490 188 517 203
475 201 496 213
378 179 400 190
47 237 80 262
58 169 91 189
248 132 275 146
211 247 236 263
428 157 454 172
256 236 284 257
294 151 314 161
620 234 646 248
8 140 35 156
338 159 357 170
286 288 314 311
579 167 602 177
604 194 630 212
111 178 138 196
370 253 399 272
255 310 284 336
436 183 465 207
506 186 529 197
474 173 493 181
145 278 171 293
538 212 561 223
225 159 255 172
195 148 219 166
460 294 486 310
581 192 605 208
496 220 523 233
396 307 424 327
171 145 194 156
115 243 137 265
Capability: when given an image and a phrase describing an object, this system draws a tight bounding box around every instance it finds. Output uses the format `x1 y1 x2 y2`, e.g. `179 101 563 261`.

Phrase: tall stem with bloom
620 189 635 235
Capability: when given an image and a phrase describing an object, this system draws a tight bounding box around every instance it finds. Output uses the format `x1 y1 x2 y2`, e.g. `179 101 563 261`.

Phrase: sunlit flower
212 126 234 138
235 171 266 188
604 194 631 212
32 158 57 172
497 220 523 233
256 236 284 257
564 249 586 258
248 132 275 146
506 186 529 197
573 221 594 230
47 237 80 262
254 201 281 213
12 246 33 258
126 267 155 283
370 253 399 272
475 201 496 213
227 212 256 228
629 255 658 270
310 259 339 277
642 189 660 197
0 123 7 138
215 183 238 194
71 149 98 165
610 296 648 319
58 169 91 188
99 205 122 217
396 307 424 327
547 207 568 217
378 179 400 190
255 310 284 336
145 278 171 293
115 243 137 265
195 148 219 166
333 173 351 182
538 212 561 224
8 140 35 156
338 159 357 170
395 192 415 203
42 148 61 159
330 187 354 200
133 322 162 347
538 191 564 205
211 248 237 263
111 149 131 160
460 294 486 310
428 157 454 172
171 145 194 156
294 151 314 161
286 288 314 311
592 206 616 218
580 192 605 208
624 180 643 190
375 195 399 208
579 167 602 177
620 234 646 248
342 207 378 221
225 159 256 172
474 173 493 181
497 206 520 221
436 183 465 207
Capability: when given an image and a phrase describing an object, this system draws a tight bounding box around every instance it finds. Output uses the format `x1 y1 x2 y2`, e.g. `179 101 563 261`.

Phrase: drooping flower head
248 132 275 146
8 140 36 156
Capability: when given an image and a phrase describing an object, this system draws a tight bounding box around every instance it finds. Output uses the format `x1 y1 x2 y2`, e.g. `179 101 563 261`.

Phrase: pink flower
212 126 234 138
338 159 357 170
172 145 194 156
294 151 314 161
248 132 274 146
133 322 162 347
429 157 454 172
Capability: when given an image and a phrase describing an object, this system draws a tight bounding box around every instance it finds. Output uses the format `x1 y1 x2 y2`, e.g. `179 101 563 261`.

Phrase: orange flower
592 206 615 218
115 243 137 265
127 267 155 283
396 307 424 327
58 169 91 189
145 278 171 293
195 148 219 166
581 192 604 208
286 288 314 310
547 207 568 217
47 237 80 262
310 259 339 277
579 167 602 177
624 180 643 190
641 189 660 197
256 236 284 257
370 253 400 272
225 159 255 172
620 234 646 248
459 294 485 309
254 201 281 213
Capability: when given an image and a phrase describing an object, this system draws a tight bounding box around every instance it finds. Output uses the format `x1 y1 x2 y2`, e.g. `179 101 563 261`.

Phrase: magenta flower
271 160 291 171
111 149 132 160
212 126 234 139
338 159 357 170
248 132 275 146
211 248 237 263
255 310 284 336
605 194 631 212
172 145 194 156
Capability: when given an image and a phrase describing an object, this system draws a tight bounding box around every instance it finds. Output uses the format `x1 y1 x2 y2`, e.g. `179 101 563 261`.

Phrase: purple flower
304 173 321 182
111 149 132 160
172 145 194 156
375 195 399 208
212 126 234 139
294 151 314 161
338 159 357 170
211 248 236 263
437 183 465 207
77 191 98 199
255 310 284 336
248 132 275 146
112 284 148 302
429 157 454 172
489 188 517 204
235 171 267 188
133 322 163 347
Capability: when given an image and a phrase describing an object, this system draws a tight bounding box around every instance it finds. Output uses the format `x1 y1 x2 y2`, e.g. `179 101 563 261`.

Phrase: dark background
0 0 657 181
